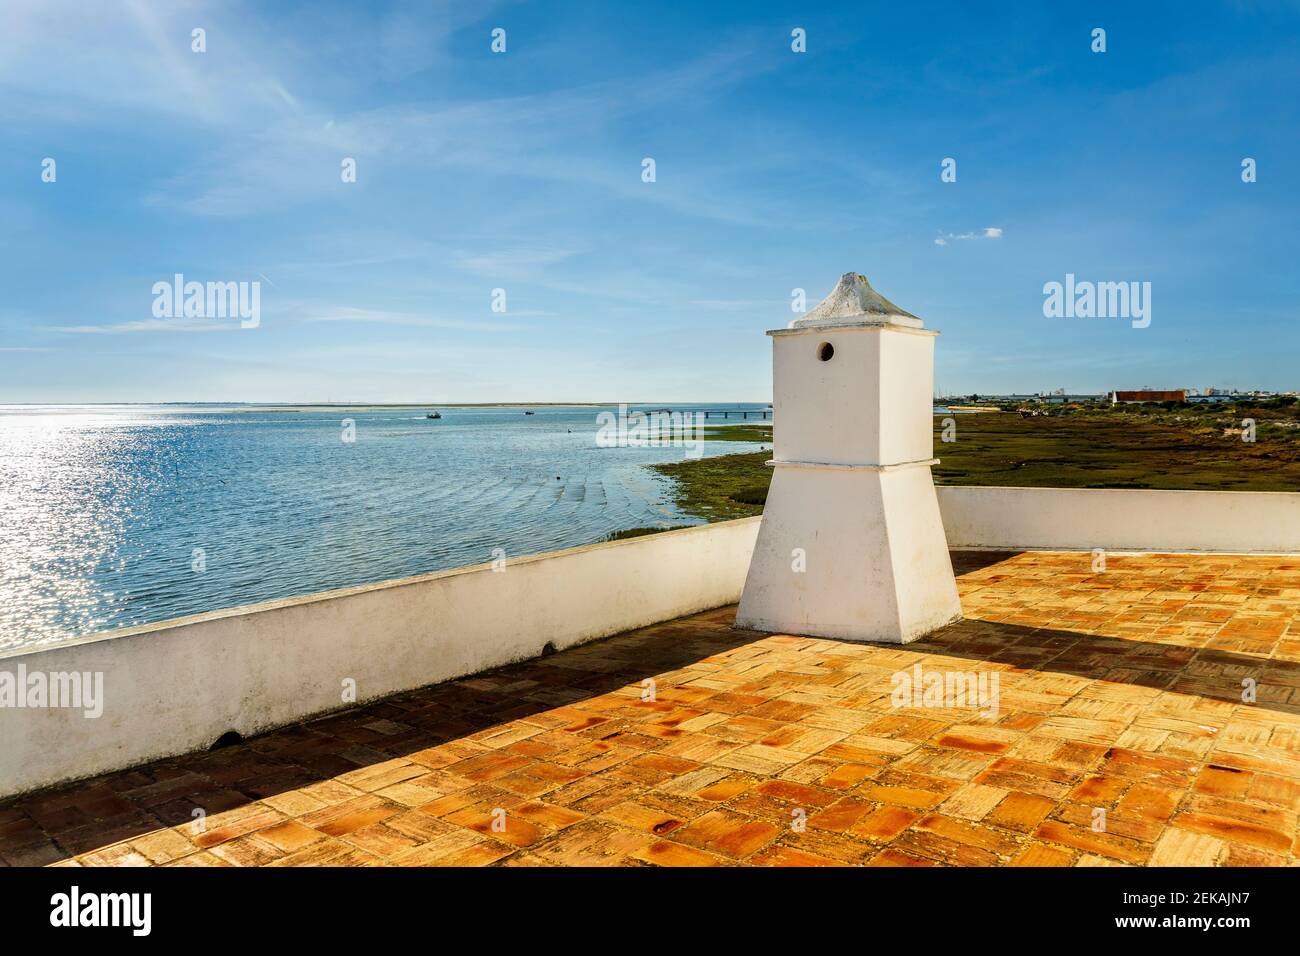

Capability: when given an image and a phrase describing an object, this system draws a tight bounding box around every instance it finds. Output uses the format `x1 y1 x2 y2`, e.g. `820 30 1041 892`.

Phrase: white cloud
142 41 771 220
453 248 576 279
48 318 239 334
296 305 522 332
935 227 1004 245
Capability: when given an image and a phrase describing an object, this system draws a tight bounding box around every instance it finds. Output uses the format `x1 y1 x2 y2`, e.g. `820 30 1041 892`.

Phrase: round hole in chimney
541 641 557 657
210 730 244 751
817 342 834 362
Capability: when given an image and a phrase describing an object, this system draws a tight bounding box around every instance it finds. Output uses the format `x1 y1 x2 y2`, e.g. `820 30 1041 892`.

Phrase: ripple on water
0 406 761 649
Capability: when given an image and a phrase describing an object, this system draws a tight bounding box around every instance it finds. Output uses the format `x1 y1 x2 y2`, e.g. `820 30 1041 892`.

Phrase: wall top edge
0 516 766 663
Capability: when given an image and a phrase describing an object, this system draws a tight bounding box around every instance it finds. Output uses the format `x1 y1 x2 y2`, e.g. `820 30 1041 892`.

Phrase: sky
1 0 1298 403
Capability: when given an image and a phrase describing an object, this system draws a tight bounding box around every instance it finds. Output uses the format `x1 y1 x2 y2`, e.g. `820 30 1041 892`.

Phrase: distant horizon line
4 387 1295 408
0 400 777 408
0 396 1100 407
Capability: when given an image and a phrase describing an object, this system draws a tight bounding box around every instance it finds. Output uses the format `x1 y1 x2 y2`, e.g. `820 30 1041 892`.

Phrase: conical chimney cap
790 273 923 329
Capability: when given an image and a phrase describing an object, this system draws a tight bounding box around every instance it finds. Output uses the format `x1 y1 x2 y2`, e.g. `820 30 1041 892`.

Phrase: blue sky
2 0 1298 402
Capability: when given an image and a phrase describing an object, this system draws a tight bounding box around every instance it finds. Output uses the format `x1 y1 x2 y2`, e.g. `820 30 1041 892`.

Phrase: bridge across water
696 409 771 419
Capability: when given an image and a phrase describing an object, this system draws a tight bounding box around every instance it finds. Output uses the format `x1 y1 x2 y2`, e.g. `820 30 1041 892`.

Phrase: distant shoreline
0 402 774 413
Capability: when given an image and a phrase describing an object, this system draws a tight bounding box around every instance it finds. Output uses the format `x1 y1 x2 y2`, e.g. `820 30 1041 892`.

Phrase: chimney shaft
736 273 962 643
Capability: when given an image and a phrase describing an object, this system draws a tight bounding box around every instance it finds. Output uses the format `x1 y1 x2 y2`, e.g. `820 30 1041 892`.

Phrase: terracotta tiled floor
4 550 1300 867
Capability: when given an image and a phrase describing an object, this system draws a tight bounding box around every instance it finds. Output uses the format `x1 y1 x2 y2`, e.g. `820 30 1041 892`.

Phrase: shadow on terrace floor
1 549 1296 865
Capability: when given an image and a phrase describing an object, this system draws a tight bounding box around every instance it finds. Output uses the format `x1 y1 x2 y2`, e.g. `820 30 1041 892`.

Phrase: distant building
1112 389 1186 404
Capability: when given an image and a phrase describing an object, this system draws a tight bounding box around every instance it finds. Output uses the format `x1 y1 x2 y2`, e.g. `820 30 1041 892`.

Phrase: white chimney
736 272 962 643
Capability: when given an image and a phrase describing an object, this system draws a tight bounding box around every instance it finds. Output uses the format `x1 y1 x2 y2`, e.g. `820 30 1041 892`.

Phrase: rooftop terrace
3 549 1298 868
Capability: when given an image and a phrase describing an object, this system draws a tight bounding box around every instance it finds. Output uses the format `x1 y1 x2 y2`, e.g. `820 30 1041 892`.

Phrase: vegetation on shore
698 423 773 443
653 452 771 521
629 423 772 445
932 402 1300 490
649 400 1300 523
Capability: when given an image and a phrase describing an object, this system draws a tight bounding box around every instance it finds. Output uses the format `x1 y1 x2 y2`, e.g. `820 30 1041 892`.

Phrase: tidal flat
652 403 1300 523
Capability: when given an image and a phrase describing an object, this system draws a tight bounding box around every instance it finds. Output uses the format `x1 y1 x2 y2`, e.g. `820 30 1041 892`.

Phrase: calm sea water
0 404 768 650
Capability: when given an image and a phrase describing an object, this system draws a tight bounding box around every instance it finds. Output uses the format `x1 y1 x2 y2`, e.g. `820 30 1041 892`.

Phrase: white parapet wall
0 519 761 799
4 485 1299 798
936 485 1300 553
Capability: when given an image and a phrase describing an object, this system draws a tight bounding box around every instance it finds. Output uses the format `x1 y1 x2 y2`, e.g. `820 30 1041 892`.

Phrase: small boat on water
426 411 441 419
524 410 535 415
